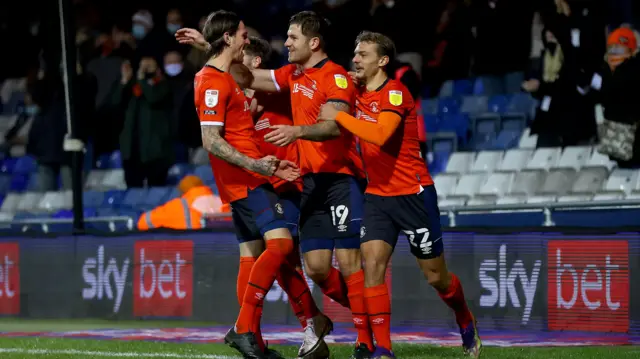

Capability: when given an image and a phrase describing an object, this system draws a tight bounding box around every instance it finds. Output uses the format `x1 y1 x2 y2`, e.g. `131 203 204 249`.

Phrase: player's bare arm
201 125 276 176
298 101 348 140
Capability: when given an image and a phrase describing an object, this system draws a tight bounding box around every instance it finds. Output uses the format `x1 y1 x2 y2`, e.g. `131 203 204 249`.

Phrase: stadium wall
0 228 637 335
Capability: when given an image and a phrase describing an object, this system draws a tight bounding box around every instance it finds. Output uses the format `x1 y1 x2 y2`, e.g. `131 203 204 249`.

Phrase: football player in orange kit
193 10 308 359
318 31 482 359
243 36 332 359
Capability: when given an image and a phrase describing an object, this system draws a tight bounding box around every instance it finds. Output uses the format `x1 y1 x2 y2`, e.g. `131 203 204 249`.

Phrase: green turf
0 318 214 332
0 338 638 359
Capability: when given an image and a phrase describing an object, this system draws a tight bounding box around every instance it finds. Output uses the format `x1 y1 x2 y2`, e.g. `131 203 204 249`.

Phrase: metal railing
439 199 640 227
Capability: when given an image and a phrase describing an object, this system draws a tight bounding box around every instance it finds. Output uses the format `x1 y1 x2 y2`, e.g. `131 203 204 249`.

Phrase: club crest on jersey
370 102 379 113
205 89 219 107
389 90 403 106
275 203 284 214
334 74 348 89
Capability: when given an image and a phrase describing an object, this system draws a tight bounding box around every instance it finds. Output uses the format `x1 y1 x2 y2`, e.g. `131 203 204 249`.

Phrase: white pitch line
0 348 241 358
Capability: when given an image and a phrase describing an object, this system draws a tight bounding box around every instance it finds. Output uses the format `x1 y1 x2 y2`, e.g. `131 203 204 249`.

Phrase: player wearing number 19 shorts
318 31 482 359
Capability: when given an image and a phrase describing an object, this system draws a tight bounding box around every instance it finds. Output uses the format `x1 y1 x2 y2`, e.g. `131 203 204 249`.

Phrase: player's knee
334 248 362 277
304 261 331 283
363 258 386 286
266 237 295 257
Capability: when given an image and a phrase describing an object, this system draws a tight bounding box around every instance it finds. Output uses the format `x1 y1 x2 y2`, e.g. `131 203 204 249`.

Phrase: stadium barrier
0 227 637 335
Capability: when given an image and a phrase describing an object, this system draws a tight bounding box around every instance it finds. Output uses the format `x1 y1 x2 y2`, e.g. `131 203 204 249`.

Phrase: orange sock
252 304 265 351
237 257 257 306
277 263 319 328
318 267 350 308
235 238 293 334
365 284 392 351
437 273 473 328
345 270 374 351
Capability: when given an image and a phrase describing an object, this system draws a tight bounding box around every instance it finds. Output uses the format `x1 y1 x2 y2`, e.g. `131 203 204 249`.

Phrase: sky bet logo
82 245 129 314
0 243 20 315
478 244 542 325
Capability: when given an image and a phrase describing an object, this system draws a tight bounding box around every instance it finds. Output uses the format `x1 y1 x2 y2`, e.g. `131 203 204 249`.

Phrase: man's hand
252 155 279 176
121 61 133 84
264 125 302 147
175 28 209 51
274 160 300 181
318 103 340 122
230 63 253 89
521 79 540 93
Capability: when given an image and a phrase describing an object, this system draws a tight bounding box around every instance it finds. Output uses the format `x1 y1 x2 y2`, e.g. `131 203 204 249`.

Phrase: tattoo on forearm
202 126 273 176
299 102 350 141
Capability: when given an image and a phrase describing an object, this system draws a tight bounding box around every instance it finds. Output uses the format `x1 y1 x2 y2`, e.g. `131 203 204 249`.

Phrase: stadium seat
496 195 526 205
626 191 640 200
448 173 486 199
25 172 41 191
518 128 538 149
0 157 17 174
94 154 111 169
600 169 639 195
424 114 439 133
102 190 126 207
121 188 149 208
439 80 454 97
433 174 458 198
438 197 466 207
194 165 214 183
453 79 474 97
9 173 29 192
537 170 576 195
109 151 123 168
500 113 527 132
83 190 105 208
439 113 469 144
166 187 181 200
0 174 11 194
0 193 20 212
569 168 608 194
52 209 73 218
460 96 488 115
470 151 503 172
37 191 72 212
444 152 474 174
422 99 438 116
583 149 617 172
593 192 625 201
437 97 460 114
466 196 496 206
16 192 41 212
498 149 533 172
142 187 171 207
13 156 36 174
0 212 14 222
85 170 107 190
507 93 538 119
101 169 126 189
487 95 510 114
554 146 591 171
508 170 544 195
470 114 500 149
190 147 210 165
525 147 561 170
167 163 193 185
474 172 514 199
491 129 520 150
428 151 449 176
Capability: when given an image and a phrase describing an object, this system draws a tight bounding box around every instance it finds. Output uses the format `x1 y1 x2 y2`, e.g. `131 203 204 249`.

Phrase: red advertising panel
134 240 193 317
548 240 629 333
0 243 19 315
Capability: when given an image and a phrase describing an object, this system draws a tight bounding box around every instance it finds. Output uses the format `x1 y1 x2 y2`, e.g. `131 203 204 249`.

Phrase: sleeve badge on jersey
205 89 219 108
388 90 403 106
334 74 348 89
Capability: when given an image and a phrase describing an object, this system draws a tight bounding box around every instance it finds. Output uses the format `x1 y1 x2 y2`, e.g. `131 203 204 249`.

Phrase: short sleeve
324 71 355 108
380 85 408 117
271 64 296 92
196 79 230 127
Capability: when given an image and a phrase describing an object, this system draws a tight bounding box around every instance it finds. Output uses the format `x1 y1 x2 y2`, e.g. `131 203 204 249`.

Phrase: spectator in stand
0 93 35 159
596 27 640 167
111 57 174 188
137 175 228 230
163 50 196 161
522 25 597 148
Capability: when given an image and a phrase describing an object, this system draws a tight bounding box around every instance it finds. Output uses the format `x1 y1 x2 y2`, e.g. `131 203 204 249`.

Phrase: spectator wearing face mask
111 57 174 187
596 27 640 167
132 9 183 65
163 50 198 158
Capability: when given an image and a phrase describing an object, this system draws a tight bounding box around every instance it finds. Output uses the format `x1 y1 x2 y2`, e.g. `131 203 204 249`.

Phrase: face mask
132 24 147 40
164 63 183 77
25 105 40 116
167 23 180 34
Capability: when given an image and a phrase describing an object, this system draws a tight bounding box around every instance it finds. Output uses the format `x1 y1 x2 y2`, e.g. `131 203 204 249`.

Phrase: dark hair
355 31 396 66
289 11 331 50
202 10 241 57
244 36 272 64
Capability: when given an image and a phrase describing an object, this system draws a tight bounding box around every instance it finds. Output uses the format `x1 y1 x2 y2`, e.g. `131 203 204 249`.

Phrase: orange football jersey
271 59 364 178
194 65 266 203
355 79 433 196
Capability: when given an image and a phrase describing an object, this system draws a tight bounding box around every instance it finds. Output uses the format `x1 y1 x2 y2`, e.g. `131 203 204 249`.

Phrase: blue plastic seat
421 99 438 116
194 165 214 183
437 97 461 115
167 163 193 185
13 156 36 174
460 96 488 115
9 173 30 192
424 114 440 133
491 129 521 150
0 175 11 194
0 158 17 174
143 187 171 207
487 95 510 114
121 188 148 208
83 191 105 208
102 190 126 207
439 113 469 145
453 79 473 97
109 151 122 169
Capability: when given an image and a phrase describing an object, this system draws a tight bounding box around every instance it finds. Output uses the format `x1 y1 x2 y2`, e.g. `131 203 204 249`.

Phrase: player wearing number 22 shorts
318 31 482 359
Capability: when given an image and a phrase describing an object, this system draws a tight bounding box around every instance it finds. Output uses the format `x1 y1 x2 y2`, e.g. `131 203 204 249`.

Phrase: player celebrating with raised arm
238 11 374 359
242 36 333 359
194 11 300 359
318 31 482 358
